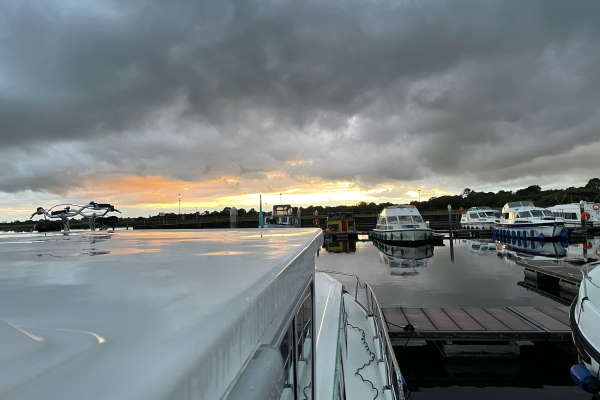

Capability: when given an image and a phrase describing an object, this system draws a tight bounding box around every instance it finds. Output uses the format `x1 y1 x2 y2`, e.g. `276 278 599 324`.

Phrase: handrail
315 269 363 301
364 282 406 400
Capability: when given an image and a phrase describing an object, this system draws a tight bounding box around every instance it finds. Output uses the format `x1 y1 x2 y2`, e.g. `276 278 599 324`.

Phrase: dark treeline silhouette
411 177 600 211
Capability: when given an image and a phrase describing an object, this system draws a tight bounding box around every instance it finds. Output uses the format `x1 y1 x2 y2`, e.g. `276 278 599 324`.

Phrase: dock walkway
382 305 571 342
516 259 582 287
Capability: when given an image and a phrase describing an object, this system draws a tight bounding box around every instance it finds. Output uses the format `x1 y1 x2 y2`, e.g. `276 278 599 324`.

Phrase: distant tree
462 188 472 198
585 178 600 191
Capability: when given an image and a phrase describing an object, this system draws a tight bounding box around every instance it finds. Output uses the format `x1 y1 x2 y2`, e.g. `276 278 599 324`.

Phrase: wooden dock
382 305 571 343
516 259 582 291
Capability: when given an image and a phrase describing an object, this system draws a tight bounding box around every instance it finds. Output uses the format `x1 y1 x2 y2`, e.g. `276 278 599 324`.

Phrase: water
316 236 599 400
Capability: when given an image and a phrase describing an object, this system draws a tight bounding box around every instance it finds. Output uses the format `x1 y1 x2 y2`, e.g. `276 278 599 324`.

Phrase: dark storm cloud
1 0 600 193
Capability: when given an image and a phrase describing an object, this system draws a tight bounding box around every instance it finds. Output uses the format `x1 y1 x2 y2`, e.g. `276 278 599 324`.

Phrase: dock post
448 204 454 261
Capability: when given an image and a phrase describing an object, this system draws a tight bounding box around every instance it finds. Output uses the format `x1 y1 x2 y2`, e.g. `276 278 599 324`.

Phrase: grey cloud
1 0 600 194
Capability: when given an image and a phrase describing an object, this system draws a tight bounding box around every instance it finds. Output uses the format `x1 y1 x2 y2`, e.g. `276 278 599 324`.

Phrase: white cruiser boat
548 202 600 228
492 201 566 241
0 228 406 400
372 205 432 242
265 204 300 228
460 207 498 230
570 260 600 395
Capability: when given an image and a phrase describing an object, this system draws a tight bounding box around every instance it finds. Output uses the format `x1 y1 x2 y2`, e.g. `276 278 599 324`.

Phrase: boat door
342 220 347 232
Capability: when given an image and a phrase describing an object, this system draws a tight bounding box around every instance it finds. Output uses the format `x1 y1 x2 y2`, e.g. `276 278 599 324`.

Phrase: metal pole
448 204 455 262
259 194 264 228
178 193 181 216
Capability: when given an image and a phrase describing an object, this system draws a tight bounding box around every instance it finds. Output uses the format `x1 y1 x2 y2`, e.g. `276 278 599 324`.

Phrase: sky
1 0 600 220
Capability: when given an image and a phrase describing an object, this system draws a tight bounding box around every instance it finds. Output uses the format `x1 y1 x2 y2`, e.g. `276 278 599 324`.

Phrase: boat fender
559 229 569 240
570 364 600 393
582 211 591 221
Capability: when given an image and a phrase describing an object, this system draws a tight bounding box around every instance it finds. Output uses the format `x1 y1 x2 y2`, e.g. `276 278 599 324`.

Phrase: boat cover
0 228 322 399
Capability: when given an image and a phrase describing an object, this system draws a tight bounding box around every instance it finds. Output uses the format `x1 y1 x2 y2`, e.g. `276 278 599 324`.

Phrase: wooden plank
382 308 409 333
443 308 484 331
486 307 537 331
511 306 570 331
422 308 460 331
535 306 570 327
463 307 511 331
402 308 436 331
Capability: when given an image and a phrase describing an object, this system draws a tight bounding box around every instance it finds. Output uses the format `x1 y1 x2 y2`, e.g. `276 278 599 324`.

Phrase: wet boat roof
0 228 322 399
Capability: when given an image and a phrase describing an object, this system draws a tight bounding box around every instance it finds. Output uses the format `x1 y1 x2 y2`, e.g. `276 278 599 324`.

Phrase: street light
417 189 422 202
178 193 181 216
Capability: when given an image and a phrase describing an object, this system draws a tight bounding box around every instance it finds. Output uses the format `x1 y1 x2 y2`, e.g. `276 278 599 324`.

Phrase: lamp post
178 193 181 216
418 189 422 202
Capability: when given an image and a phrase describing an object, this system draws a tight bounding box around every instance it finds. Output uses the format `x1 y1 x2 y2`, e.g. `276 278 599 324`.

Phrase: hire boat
371 205 432 243
492 201 567 241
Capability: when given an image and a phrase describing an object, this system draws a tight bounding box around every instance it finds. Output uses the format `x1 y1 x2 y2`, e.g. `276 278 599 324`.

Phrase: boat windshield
485 212 496 217
542 210 554 217
387 216 399 223
518 211 531 218
398 216 412 223
478 213 489 218
508 201 535 208
412 215 423 223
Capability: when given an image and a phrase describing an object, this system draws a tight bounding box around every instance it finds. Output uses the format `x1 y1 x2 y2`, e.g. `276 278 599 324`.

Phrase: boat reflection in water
323 239 357 253
464 239 497 256
373 239 434 275
566 237 600 262
496 237 568 261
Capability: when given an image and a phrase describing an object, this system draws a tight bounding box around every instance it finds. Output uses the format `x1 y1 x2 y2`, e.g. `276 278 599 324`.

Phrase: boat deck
382 305 571 342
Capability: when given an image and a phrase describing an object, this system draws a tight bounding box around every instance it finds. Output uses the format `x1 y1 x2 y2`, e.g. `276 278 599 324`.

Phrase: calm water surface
316 237 599 400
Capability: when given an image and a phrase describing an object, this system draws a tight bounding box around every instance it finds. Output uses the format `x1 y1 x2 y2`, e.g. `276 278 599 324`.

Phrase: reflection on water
373 240 433 275
323 239 356 253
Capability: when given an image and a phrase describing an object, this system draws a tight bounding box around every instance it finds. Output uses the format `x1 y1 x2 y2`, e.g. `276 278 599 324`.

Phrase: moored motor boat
492 201 567 241
372 205 432 243
570 261 600 394
460 207 498 230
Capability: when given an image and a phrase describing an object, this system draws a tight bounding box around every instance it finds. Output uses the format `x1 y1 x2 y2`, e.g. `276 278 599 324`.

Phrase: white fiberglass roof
0 228 322 400
380 205 422 217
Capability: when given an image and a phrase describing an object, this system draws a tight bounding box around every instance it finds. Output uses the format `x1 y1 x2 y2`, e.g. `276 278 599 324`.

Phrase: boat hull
492 223 566 240
570 296 600 393
461 222 495 230
371 228 433 242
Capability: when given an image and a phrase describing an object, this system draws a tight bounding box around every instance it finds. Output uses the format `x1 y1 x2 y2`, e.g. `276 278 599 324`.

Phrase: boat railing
364 282 406 400
315 269 362 301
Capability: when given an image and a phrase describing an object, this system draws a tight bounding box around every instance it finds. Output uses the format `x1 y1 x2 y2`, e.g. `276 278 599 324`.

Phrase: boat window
412 215 423 223
541 210 553 217
377 217 386 225
469 213 478 218
485 212 496 217
387 216 399 223
478 213 488 218
398 216 412 223
529 210 543 217
503 213 509 219
518 211 531 218
564 212 577 220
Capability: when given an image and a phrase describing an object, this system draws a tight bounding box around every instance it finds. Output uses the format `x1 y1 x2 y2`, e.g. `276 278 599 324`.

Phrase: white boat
548 202 600 228
492 201 566 240
265 204 300 228
460 207 498 230
372 205 433 242
570 261 600 395
0 228 406 400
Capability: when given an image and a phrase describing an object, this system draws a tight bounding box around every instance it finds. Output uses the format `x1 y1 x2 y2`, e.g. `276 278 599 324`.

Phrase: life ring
593 204 600 211
584 242 593 250
582 211 591 221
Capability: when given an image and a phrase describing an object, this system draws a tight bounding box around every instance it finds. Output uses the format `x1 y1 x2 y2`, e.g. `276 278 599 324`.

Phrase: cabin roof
380 205 422 217
0 228 322 400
